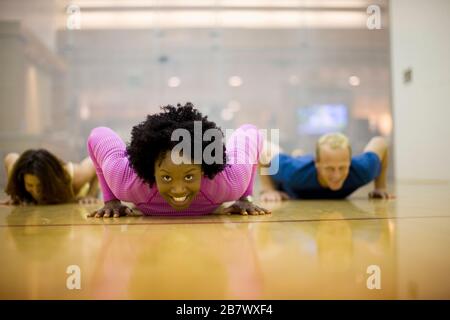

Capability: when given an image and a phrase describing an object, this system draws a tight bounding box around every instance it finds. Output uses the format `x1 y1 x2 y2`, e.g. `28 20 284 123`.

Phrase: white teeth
172 196 187 202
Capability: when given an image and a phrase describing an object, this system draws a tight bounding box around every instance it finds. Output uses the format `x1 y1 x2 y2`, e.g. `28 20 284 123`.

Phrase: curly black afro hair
126 102 227 186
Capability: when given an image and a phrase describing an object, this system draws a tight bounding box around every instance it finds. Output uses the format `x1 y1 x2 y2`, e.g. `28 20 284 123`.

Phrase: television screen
297 104 348 135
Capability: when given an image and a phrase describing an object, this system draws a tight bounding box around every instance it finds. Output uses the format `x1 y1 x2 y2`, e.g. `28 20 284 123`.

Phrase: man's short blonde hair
315 132 352 161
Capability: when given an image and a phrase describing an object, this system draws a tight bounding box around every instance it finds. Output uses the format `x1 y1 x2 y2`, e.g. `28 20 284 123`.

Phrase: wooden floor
1 182 449 299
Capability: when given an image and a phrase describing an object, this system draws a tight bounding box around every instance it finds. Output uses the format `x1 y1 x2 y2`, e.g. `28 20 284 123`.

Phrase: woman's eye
162 176 172 182
185 175 193 181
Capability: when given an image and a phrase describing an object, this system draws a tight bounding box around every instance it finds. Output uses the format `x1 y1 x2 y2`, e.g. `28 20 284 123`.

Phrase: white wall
0 0 70 52
391 0 450 181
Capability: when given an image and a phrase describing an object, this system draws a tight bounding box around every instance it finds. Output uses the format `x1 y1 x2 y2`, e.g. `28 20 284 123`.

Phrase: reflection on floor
0 182 449 299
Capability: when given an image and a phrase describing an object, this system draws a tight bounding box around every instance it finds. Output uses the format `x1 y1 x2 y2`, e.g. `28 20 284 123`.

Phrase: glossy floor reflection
0 182 449 299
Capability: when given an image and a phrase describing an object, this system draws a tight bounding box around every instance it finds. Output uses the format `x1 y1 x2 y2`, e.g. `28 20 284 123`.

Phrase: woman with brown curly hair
3 149 99 205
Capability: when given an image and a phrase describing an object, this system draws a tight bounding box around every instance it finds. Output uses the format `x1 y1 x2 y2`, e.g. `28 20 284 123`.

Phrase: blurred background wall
390 0 450 182
0 0 393 190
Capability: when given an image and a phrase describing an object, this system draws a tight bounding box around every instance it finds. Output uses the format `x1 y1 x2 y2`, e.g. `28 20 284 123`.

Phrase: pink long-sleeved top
87 124 262 216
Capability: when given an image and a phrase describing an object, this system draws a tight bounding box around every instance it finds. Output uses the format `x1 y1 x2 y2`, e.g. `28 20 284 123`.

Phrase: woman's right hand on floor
260 190 290 202
87 199 133 218
0 198 12 205
0 198 29 206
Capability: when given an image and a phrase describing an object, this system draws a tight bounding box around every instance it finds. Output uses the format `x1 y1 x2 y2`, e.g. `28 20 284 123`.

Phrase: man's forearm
259 169 277 192
374 149 388 189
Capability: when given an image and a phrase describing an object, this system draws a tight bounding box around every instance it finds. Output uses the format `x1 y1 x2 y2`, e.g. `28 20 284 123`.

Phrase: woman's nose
171 184 187 195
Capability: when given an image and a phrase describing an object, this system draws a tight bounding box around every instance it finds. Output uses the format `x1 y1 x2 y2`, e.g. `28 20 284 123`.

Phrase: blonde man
260 133 393 201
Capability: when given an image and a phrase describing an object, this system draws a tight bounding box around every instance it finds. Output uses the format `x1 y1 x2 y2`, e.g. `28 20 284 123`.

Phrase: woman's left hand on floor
78 196 101 205
222 200 271 215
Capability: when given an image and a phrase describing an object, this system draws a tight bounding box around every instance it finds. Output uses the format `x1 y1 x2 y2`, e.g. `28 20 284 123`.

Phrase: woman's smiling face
154 151 203 210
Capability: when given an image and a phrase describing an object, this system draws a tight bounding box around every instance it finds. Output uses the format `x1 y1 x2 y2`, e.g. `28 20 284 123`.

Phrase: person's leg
71 157 99 199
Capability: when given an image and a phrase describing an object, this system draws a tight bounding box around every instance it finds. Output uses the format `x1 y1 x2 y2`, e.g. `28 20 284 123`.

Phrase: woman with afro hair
87 102 270 217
